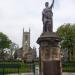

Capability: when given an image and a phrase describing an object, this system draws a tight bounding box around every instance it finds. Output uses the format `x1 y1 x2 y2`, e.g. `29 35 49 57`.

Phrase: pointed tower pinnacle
29 28 30 48
22 27 24 47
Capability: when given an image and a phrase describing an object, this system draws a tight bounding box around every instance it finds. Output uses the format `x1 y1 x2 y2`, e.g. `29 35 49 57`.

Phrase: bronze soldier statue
42 0 54 32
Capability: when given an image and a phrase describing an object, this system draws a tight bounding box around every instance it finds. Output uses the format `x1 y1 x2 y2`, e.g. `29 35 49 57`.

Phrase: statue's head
45 2 49 7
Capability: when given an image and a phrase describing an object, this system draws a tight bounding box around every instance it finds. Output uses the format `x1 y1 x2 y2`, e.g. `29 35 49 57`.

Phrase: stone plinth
37 32 62 75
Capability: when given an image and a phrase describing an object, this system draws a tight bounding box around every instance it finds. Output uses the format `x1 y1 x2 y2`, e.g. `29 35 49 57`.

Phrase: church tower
14 28 36 61
22 28 30 57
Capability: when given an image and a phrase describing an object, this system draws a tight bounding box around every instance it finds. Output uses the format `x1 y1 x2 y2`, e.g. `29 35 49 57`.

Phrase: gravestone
37 0 62 75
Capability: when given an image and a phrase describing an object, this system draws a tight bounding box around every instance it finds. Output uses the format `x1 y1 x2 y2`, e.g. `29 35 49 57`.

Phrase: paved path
7 73 75 75
63 73 75 75
7 73 33 75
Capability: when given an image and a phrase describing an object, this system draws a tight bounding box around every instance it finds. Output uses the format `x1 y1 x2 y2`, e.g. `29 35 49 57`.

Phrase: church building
14 28 36 62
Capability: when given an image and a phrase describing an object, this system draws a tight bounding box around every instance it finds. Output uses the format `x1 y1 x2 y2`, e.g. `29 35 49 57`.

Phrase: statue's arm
50 0 54 9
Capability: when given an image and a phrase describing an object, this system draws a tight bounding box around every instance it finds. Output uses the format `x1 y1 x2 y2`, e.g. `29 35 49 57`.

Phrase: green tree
56 23 75 61
0 32 12 60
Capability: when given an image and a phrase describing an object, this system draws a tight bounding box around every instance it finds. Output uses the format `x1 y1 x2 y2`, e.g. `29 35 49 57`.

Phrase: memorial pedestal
37 32 62 75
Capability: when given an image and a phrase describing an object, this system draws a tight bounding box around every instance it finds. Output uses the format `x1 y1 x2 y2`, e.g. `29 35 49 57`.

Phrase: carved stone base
37 32 62 75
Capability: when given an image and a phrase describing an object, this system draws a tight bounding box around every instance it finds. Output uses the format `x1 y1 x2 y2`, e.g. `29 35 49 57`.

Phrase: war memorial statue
37 0 62 75
42 0 54 32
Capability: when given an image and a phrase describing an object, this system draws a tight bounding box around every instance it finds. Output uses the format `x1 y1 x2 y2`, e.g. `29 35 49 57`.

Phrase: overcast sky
0 0 75 55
